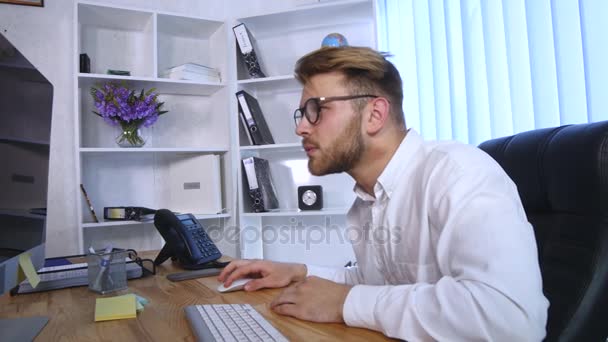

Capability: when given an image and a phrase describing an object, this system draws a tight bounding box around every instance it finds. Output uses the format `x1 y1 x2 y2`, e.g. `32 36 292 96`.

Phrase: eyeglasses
293 94 379 127
126 249 156 276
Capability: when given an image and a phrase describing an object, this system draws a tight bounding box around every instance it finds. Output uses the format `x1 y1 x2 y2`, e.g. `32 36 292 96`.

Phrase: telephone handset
153 209 224 270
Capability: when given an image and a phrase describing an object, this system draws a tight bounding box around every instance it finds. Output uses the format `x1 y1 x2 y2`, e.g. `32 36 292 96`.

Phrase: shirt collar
353 129 424 200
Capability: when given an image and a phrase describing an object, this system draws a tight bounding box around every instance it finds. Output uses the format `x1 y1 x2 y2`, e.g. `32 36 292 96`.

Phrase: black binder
236 90 275 145
242 157 279 212
233 23 266 78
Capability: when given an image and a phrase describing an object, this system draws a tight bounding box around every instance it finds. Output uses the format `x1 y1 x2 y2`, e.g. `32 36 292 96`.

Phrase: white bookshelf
233 0 377 262
73 1 235 254
71 0 377 262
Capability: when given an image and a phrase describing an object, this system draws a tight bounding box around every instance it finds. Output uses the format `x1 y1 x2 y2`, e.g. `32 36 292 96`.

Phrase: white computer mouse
217 278 254 293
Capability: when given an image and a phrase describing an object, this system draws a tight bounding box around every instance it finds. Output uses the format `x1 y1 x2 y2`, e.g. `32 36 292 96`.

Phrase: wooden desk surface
0 251 392 341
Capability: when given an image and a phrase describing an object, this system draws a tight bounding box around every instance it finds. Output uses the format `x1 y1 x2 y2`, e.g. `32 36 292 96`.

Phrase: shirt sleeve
305 264 364 286
342 153 549 341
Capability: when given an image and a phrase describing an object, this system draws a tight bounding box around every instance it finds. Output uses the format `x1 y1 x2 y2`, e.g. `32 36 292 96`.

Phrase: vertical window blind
377 0 607 145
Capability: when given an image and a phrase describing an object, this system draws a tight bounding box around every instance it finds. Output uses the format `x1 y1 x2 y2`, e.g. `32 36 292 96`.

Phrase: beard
306 114 364 176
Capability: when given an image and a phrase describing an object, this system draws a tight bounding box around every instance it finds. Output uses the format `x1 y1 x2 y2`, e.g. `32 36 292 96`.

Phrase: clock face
302 190 317 206
298 185 323 211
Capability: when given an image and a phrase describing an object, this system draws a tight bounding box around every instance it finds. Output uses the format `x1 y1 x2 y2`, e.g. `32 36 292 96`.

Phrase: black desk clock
298 185 323 211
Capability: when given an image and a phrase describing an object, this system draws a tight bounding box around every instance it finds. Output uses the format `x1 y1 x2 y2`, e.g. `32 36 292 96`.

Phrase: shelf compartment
239 152 355 214
157 13 226 81
78 85 231 149
235 86 302 145
260 214 355 266
78 3 155 77
80 153 226 226
235 0 375 79
240 213 355 263
78 73 225 96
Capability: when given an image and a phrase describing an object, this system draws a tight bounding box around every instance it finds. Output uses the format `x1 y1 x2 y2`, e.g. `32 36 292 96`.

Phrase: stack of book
162 63 221 83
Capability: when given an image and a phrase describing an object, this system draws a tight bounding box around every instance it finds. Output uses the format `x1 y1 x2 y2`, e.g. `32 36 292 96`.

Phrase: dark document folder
236 90 275 145
233 23 266 78
242 157 279 212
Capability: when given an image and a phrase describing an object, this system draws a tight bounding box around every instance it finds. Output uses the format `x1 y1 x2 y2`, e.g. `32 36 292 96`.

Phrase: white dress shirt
306 130 549 341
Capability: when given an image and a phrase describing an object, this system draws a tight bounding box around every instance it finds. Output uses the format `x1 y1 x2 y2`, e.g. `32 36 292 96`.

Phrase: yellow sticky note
18 253 40 288
17 265 26 284
94 294 137 322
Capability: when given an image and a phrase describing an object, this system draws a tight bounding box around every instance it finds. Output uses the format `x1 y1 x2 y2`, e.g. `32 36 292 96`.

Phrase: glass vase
115 126 147 148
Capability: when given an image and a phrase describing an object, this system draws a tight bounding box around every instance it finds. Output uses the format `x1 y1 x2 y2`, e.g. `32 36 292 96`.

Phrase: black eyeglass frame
126 249 156 276
293 94 379 127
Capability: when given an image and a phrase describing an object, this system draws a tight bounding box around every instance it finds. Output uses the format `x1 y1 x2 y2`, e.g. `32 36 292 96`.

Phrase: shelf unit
233 0 377 264
73 1 235 253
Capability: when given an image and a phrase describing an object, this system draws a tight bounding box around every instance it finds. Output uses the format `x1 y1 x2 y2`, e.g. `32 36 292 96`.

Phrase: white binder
168 154 222 215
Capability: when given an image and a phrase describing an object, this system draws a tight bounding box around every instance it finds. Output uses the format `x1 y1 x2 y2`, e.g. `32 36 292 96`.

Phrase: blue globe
321 33 349 47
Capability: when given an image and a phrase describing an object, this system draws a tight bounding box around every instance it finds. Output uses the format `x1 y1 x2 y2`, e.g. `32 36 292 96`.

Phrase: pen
90 245 113 290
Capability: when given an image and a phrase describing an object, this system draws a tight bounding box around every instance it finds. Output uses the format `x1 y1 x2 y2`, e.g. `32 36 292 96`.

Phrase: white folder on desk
168 154 222 215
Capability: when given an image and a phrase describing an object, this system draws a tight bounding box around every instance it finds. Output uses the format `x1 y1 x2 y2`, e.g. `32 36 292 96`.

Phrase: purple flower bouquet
90 83 168 147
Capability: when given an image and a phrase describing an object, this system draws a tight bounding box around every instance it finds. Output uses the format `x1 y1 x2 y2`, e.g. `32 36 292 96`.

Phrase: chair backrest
478 121 608 342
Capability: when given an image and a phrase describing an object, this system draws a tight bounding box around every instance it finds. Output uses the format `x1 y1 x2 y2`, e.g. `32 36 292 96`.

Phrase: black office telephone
153 209 227 270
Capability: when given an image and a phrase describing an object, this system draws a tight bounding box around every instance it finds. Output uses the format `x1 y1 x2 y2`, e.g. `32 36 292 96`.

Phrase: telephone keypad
186 223 219 258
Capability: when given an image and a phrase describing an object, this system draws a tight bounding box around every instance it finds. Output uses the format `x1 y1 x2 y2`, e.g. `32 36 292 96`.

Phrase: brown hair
294 46 405 127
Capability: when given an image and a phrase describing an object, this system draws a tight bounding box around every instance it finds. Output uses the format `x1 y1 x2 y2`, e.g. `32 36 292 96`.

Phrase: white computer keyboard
184 304 288 342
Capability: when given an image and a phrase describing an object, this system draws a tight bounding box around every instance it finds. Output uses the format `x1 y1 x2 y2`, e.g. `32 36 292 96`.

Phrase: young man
219 47 549 341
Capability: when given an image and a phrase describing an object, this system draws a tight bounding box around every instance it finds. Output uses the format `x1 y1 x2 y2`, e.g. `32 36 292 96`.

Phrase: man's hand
270 276 352 323
217 259 307 291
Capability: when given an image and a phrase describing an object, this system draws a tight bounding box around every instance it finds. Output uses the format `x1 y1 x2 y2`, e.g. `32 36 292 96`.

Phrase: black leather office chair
478 121 608 341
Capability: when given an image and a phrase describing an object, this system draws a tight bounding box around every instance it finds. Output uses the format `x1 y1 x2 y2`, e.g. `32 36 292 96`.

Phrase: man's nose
295 116 313 137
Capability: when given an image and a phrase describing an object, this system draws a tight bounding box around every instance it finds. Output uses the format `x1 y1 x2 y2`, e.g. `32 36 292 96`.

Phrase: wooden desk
0 252 392 341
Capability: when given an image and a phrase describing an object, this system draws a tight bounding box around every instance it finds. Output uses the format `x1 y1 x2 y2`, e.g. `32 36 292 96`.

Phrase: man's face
295 72 365 176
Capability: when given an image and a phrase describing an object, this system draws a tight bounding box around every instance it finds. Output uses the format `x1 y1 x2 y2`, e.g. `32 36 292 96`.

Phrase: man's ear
365 97 390 135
